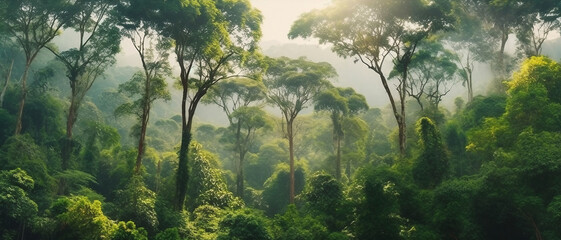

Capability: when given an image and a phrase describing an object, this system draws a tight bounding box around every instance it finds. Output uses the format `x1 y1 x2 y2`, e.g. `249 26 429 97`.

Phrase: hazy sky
250 0 331 44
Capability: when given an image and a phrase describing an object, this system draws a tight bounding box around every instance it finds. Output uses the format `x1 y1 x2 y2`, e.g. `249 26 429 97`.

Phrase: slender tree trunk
61 85 79 170
15 62 31 135
175 85 191 210
376 72 406 155
346 154 351 180
336 135 341 181
497 29 509 80
398 69 408 156
467 71 473 103
135 67 152 174
135 104 150 174
0 60 13 108
236 150 245 199
67 94 78 139
235 123 245 199
287 118 295 204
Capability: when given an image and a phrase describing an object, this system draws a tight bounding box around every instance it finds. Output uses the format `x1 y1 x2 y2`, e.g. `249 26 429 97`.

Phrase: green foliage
54 170 97 195
188 205 226 240
154 196 189 236
187 142 242 211
217 209 272 240
515 129 561 177
264 56 336 116
0 168 38 238
54 196 115 240
21 94 65 145
204 77 267 120
457 95 506 130
111 221 148 240
413 117 449 188
506 56 561 132
79 121 121 176
245 141 289 189
314 87 369 179
262 163 306 216
0 134 54 209
349 166 404 240
0 108 15 145
432 178 482 239
114 175 158 234
155 228 181 240
302 172 347 232
272 205 328 240
395 39 459 109
4 1 561 239
443 121 471 176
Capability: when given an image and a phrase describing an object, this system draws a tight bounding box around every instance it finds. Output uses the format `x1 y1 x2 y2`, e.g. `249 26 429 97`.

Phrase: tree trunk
0 60 13 108
398 67 408 156
287 118 295 204
398 116 406 156
336 135 341 181
236 151 244 199
135 104 150 174
467 70 473 103
235 123 245 199
346 153 351 180
135 69 152 174
15 62 31 135
67 94 79 139
376 71 406 155
61 86 79 170
497 29 509 79
175 86 191 210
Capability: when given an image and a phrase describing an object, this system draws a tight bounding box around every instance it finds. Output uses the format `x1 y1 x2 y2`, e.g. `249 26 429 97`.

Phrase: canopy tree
203 77 268 198
115 4 173 174
395 40 459 110
515 0 561 57
264 56 335 203
1 0 66 135
289 0 453 155
204 78 267 124
227 106 272 199
444 0 494 102
132 0 262 210
314 87 368 180
179 1 262 210
464 0 531 80
46 0 121 169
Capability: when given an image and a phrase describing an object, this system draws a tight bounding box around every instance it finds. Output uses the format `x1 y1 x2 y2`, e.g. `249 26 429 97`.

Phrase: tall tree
138 0 262 209
515 0 561 57
115 6 172 174
465 0 531 79
46 0 121 169
179 0 262 210
204 78 268 198
314 87 368 180
395 40 459 110
1 0 66 135
264 56 335 203
289 0 452 155
205 78 267 124
445 0 493 102
227 106 272 199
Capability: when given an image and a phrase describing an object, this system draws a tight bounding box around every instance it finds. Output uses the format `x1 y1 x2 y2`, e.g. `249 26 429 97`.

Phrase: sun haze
250 0 331 44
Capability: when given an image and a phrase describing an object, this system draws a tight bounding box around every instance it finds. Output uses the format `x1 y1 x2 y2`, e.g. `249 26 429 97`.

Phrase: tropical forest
1 0 561 239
